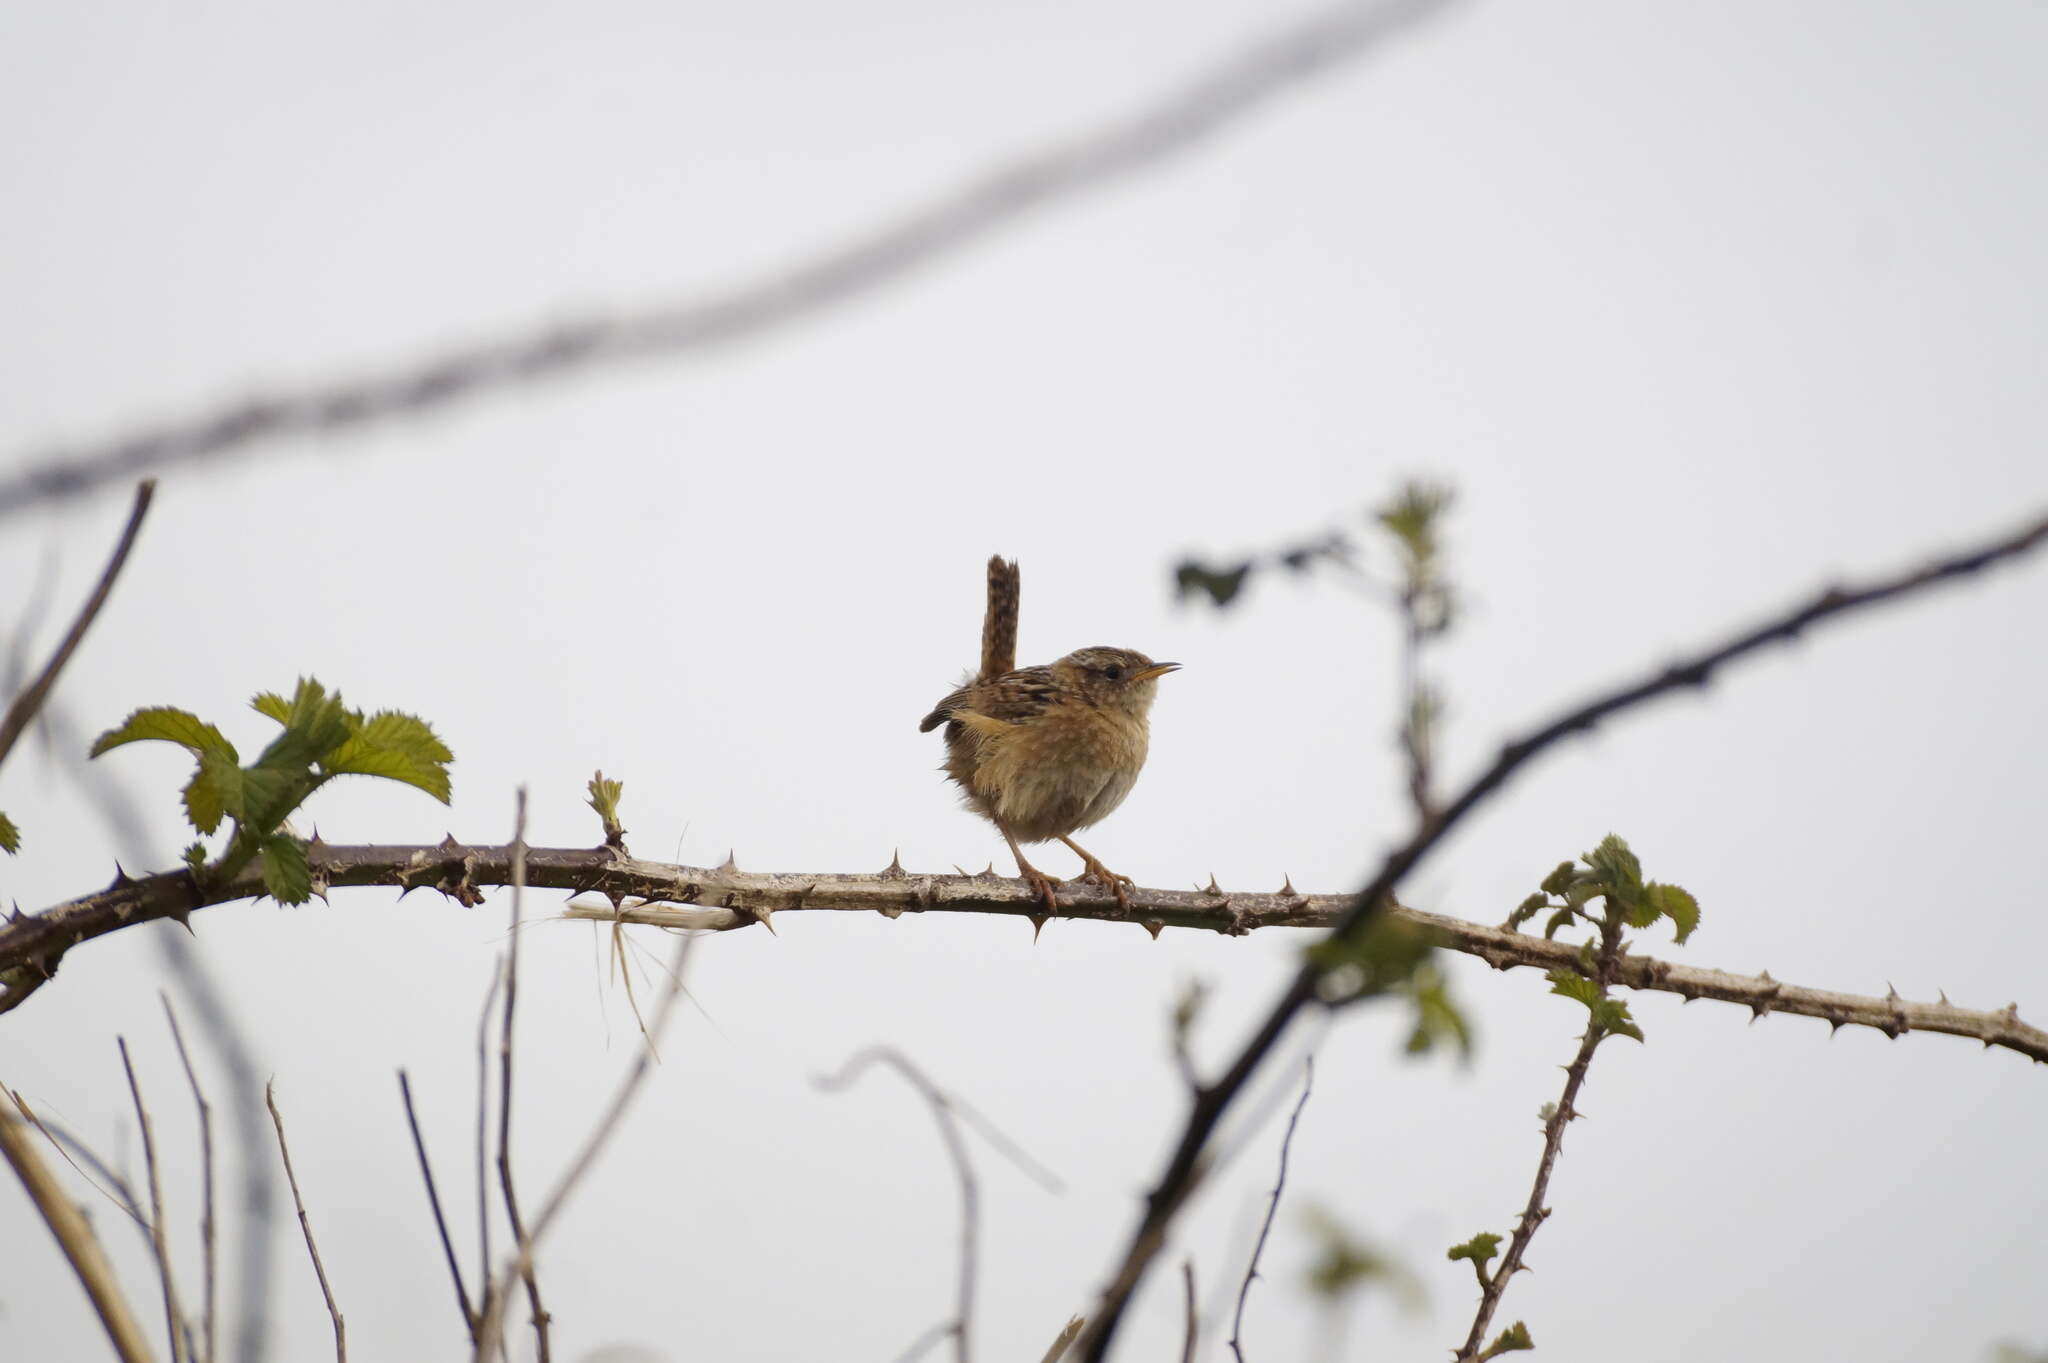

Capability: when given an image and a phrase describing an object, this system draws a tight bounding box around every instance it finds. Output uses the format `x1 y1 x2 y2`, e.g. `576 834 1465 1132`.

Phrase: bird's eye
1100 664 1124 682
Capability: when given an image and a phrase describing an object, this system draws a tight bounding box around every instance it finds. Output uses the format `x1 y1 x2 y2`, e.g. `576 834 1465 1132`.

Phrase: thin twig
161 998 217 1363
1040 1316 1086 1363
399 1070 478 1341
1229 1058 1314 1363
0 0 1463 517
474 959 501 1338
0 479 153 769
1179 1260 1199 1363
264 1082 344 1362
11 1089 148 1227
470 930 696 1363
817 1048 999 1363
1077 509 2048 1360
0 1100 158 1363
1455 917 1626 1359
891 1320 957 1363
495 790 552 1361
120 1036 188 1363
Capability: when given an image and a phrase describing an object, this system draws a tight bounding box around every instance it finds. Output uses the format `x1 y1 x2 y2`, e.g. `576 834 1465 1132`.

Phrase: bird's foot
1074 855 1134 918
1019 865 1062 939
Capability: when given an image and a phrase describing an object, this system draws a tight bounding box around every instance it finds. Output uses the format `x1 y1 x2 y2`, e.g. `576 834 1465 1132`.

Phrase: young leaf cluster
91 677 451 903
1505 834 1700 948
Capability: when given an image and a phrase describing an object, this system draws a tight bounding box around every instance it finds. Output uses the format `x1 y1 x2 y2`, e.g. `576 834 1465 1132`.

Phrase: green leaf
1585 833 1642 891
1507 892 1547 930
0 811 18 854
91 707 237 762
1590 996 1645 1042
258 835 313 905
587 770 624 826
1541 906 1577 940
1538 860 1577 896
1446 1232 1502 1268
235 764 314 836
252 679 355 772
250 692 291 724
182 842 209 872
1546 968 1599 1009
1648 881 1701 944
321 710 453 802
1490 1321 1534 1355
182 750 243 834
1402 966 1472 1059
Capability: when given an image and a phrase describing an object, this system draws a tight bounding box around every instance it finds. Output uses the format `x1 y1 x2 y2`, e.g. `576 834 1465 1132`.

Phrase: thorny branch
1074 507 2048 1360
0 0 1463 517
3 841 2043 1061
1230 1059 1314 1363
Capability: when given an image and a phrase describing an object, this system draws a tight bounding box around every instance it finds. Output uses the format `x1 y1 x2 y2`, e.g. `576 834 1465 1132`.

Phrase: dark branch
1075 507 2048 1359
0 480 153 771
0 2 1461 518
398 1070 478 1342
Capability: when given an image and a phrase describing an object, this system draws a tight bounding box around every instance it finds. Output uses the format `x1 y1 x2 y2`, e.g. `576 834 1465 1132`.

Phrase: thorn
1278 874 1297 898
108 863 134 891
1827 1015 1845 1035
1203 874 1222 896
881 849 906 878
1885 981 1900 1002
749 903 777 935
982 862 995 878
437 832 461 851
718 849 738 873
952 864 973 878
1142 919 1165 941
1029 914 1049 942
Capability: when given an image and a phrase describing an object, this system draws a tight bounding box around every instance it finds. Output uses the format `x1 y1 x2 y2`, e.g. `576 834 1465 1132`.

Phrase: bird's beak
1132 662 1182 682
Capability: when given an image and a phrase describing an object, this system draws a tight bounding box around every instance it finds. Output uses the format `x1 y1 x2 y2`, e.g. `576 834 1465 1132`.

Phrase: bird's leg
1058 835 1133 916
1000 826 1062 923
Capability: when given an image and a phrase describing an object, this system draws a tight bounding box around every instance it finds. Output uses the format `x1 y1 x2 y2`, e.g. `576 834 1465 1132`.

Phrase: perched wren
919 557 1179 917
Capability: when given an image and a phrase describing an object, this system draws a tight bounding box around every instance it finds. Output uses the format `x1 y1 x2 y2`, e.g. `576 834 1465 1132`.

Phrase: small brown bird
920 558 1178 918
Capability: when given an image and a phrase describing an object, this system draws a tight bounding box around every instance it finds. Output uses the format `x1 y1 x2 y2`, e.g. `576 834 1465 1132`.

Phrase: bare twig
0 1100 158 1363
474 960 501 1337
1456 915 1629 1359
1179 1261 1199 1363
0 0 1462 517
1229 1058 1314 1363
161 998 217 1363
495 791 552 1362
891 1321 957 1363
264 1082 344 1363
120 1037 188 1363
1041 1316 1086 1363
0 479 153 770
471 930 696 1363
11 1088 148 1227
817 1048 998 1363
1077 510 2048 1360
399 1070 478 1341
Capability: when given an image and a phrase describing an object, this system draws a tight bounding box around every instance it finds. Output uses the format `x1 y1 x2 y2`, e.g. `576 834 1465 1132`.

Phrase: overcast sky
4 2 2046 1361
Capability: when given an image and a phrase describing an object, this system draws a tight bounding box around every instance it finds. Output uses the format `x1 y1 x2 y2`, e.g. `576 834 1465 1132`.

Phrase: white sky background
3 1 2046 1360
